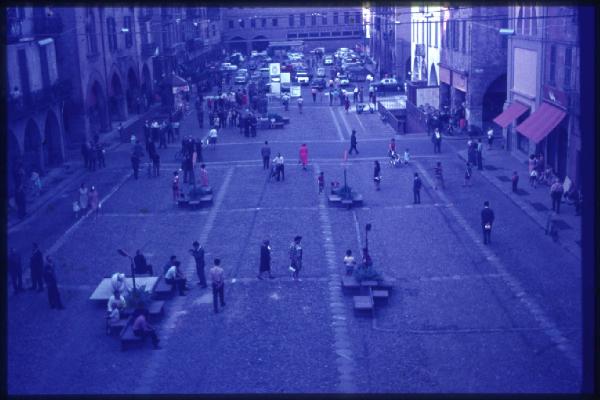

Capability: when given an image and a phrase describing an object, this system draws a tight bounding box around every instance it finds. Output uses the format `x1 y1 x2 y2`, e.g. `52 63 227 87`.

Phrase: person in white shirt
402 148 410 165
107 303 120 324
110 272 127 294
208 128 218 150
165 261 186 296
107 289 127 312
343 250 356 276
272 153 285 181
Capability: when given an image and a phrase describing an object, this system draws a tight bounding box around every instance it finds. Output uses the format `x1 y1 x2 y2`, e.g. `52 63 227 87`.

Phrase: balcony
8 80 72 121
32 15 63 36
142 42 157 58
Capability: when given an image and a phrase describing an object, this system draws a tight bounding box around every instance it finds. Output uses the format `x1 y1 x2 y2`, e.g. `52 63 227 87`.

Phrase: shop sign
542 84 568 109
452 72 467 92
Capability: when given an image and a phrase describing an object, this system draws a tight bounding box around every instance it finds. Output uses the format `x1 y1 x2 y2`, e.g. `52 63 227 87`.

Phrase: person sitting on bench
132 309 160 350
107 289 127 312
134 250 153 275
165 261 187 296
110 272 128 294
107 302 120 324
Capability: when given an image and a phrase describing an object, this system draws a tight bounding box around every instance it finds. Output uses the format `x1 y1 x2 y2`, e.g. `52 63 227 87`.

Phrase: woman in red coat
299 144 309 171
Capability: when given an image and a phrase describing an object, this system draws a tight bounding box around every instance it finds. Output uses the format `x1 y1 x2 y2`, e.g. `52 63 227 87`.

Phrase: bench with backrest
152 275 175 299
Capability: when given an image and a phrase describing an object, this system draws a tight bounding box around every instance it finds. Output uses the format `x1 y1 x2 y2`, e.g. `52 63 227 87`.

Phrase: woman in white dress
79 183 89 210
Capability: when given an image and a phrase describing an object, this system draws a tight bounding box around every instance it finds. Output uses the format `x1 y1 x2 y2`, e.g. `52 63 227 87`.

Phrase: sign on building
269 63 281 77
280 72 290 84
271 82 281 94
290 85 301 97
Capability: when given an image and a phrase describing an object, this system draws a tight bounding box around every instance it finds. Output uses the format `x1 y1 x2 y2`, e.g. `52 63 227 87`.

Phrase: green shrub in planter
353 264 382 283
126 284 152 310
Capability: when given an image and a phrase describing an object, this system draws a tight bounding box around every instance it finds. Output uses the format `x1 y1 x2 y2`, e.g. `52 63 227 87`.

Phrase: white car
220 62 238 72
323 56 334 65
339 74 350 86
295 72 310 85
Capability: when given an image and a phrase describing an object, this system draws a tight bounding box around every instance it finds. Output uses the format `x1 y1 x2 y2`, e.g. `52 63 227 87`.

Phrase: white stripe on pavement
329 107 346 141
336 107 354 138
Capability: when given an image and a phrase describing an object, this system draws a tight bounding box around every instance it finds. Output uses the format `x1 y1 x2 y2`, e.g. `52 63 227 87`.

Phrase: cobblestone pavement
7 86 581 394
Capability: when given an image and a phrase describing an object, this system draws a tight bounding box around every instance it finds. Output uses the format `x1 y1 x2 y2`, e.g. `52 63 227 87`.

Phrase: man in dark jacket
349 130 359 155
258 240 274 279
9 247 24 294
481 201 495 245
43 256 64 309
30 243 44 291
261 141 271 170
413 173 422 204
189 241 207 288
131 141 144 180
134 250 153 275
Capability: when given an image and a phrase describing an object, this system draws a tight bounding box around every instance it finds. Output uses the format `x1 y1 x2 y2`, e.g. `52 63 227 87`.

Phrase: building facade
411 4 442 86
439 6 508 131
222 7 363 54
7 6 67 189
502 6 580 184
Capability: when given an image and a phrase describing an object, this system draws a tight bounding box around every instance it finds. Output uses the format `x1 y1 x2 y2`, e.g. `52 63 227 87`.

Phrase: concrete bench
105 315 128 336
147 300 165 321
328 194 341 203
271 121 285 129
353 295 374 316
341 275 360 295
282 117 291 124
372 289 389 305
341 199 353 208
120 317 144 351
188 200 201 209
351 194 364 205
177 199 189 208
152 276 174 300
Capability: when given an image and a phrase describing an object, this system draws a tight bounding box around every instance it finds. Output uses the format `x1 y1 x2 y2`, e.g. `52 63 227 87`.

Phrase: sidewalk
7 104 162 231
457 147 581 261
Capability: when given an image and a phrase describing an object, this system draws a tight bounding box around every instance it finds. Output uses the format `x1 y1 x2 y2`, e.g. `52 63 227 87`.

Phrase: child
463 162 472 187
511 171 519 193
529 169 538 188
318 172 325 194
72 200 81 219
343 250 356 276
172 171 180 203
402 148 410 165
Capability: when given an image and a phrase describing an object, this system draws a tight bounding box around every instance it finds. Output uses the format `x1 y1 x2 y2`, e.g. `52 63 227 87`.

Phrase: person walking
208 127 218 150
311 87 317 103
88 186 100 219
349 130 359 155
299 143 309 171
481 201 495 245
344 96 350 113
9 247 24 295
273 153 285 181
434 162 445 190
210 258 226 313
373 160 381 191
432 129 442 153
511 171 519 193
30 242 44 292
43 256 64 309
289 236 303 281
413 173 422 204
131 141 144 180
318 171 325 194
258 240 274 280
189 241 207 288
476 139 484 170
172 171 180 203
463 162 473 187
297 96 304 114
487 128 494 150
96 142 106 169
261 141 271 170
152 152 160 177
550 179 564 214
79 183 89 211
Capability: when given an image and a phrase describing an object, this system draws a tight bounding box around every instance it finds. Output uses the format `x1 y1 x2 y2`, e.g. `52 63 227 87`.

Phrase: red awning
493 102 529 128
516 102 566 144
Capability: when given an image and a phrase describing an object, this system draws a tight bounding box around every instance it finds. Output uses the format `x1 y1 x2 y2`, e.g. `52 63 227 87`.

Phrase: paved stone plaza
7 90 582 394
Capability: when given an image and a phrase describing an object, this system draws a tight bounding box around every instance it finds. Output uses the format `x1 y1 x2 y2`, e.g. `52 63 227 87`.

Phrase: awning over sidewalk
516 102 566 144
493 101 529 128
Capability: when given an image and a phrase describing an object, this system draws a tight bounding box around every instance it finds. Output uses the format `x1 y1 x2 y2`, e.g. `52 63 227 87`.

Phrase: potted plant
126 284 152 311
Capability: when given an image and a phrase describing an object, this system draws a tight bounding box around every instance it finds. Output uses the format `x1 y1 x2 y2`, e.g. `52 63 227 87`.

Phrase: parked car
220 62 238 72
370 77 402 92
338 74 350 86
323 55 334 65
341 84 358 98
295 71 310 85
235 72 249 84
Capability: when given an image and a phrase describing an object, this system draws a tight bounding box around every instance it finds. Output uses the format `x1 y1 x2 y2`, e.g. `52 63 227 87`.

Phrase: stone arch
428 63 438 86
109 69 126 121
43 109 63 167
481 73 507 131
251 35 269 52
87 79 109 134
23 118 43 174
126 66 140 114
229 36 248 54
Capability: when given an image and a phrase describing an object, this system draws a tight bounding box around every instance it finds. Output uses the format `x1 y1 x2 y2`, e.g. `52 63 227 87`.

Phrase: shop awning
493 101 529 128
516 102 566 144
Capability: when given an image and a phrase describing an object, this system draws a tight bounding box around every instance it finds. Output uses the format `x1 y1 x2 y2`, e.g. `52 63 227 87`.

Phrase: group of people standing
74 182 100 219
81 135 107 172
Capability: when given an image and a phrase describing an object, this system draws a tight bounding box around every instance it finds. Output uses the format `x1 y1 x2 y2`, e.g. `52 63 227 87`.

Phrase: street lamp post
117 248 137 292
365 223 372 251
